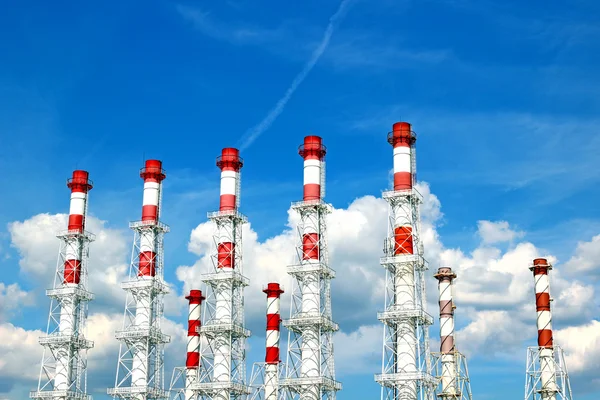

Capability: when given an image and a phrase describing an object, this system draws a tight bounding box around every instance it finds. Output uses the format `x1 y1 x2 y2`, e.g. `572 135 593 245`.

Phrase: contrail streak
238 0 355 151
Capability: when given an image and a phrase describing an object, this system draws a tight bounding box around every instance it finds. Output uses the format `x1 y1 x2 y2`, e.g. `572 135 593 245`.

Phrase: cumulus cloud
477 220 525 244
563 234 600 276
0 282 32 321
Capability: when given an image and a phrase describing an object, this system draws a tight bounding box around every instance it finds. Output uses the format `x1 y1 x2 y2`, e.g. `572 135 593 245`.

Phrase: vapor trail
238 0 355 151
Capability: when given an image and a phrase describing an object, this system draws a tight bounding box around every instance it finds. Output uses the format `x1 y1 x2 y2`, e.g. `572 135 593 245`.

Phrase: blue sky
1 0 600 399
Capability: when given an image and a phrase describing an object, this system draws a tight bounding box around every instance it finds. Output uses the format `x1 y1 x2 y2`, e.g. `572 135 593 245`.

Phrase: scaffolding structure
281 135 342 400
192 148 251 400
31 170 95 400
375 122 436 400
109 160 171 400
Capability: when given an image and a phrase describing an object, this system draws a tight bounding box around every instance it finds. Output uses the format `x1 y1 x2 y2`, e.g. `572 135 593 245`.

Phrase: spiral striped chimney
434 267 458 398
185 290 205 400
264 283 284 400
530 258 558 399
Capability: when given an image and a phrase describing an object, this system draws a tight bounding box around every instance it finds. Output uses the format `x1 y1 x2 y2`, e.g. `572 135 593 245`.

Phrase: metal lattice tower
249 283 285 400
281 135 342 400
192 147 251 400
109 160 171 400
375 122 436 400
169 290 206 400
524 258 573 400
31 170 95 400
430 268 472 400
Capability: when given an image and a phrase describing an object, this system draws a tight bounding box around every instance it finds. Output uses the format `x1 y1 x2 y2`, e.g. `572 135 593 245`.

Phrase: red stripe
538 329 553 348
188 320 200 336
68 214 84 232
266 314 281 331
219 194 236 211
303 184 321 201
186 352 200 368
265 347 279 364
394 226 413 255
302 233 319 260
63 259 81 284
535 292 551 311
141 205 158 221
217 242 235 269
138 251 156 276
394 172 412 191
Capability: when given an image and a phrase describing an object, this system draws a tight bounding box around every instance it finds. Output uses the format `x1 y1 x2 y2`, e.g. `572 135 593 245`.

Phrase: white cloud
0 282 32 322
555 320 600 374
334 324 382 375
563 234 600 275
477 220 525 244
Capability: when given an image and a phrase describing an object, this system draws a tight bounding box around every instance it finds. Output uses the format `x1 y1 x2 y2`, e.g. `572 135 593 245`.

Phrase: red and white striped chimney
530 258 558 398
64 170 93 285
388 122 415 255
263 283 284 400
434 267 458 397
138 159 166 277
216 148 243 269
298 136 326 263
185 290 205 400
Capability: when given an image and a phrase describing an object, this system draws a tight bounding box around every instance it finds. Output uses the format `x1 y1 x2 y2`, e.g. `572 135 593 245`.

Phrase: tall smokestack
264 283 284 400
281 135 341 399
376 122 436 399
530 258 558 399
110 160 171 399
185 290 205 400
193 147 251 400
31 170 95 400
434 267 458 397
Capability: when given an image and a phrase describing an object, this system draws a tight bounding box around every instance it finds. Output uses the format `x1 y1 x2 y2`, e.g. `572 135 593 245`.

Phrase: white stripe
440 317 454 337
187 337 199 352
266 330 280 348
535 274 549 294
220 170 237 196
142 181 160 206
140 232 156 253
439 282 452 301
303 159 321 185
266 298 280 315
537 310 553 330
69 193 86 215
189 305 201 321
393 146 411 174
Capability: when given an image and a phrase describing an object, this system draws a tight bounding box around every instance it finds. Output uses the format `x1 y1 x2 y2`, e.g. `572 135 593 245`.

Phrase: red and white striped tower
431 267 472 400
109 160 171 400
376 122 436 400
524 258 573 400
281 135 341 400
186 290 205 400
264 283 284 400
249 283 285 400
31 170 95 400
167 290 206 400
194 148 251 400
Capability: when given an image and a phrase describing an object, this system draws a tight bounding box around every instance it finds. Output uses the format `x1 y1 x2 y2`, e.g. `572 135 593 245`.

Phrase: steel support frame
524 345 573 400
109 222 170 400
430 351 473 400
191 211 251 400
281 201 341 400
376 189 436 400
31 230 95 400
